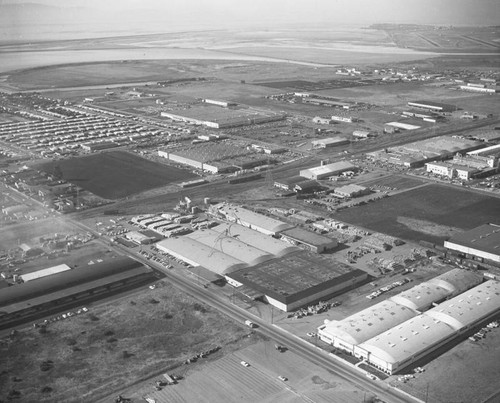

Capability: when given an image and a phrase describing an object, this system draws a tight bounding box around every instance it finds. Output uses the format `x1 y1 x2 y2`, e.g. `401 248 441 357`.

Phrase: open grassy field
335 184 500 244
0 281 253 403
37 151 197 200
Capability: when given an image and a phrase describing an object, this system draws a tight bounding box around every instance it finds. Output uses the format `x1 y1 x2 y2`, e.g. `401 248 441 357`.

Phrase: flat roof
408 100 456 110
446 224 500 256
228 251 366 304
335 184 367 194
2 267 153 315
301 161 356 176
312 137 349 145
0 257 143 308
279 227 337 247
20 264 72 282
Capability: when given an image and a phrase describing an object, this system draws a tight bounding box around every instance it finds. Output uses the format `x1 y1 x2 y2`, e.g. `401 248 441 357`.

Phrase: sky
0 0 499 41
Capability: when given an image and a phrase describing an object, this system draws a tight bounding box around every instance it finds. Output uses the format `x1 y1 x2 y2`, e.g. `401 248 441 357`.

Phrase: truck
245 319 256 328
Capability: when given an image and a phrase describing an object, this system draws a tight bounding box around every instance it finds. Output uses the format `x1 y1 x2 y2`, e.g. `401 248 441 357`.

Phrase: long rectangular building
355 280 500 374
300 161 356 180
444 223 500 266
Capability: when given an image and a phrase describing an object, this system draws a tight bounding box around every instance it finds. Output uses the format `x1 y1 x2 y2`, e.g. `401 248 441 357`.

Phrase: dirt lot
0 281 253 403
36 151 197 200
0 217 77 250
118 339 377 403
335 183 500 245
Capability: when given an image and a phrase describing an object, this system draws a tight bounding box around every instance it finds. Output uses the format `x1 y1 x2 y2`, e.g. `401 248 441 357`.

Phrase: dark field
335 184 500 244
38 151 197 199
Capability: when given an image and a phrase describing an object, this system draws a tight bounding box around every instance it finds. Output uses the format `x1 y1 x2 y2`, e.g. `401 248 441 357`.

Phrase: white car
278 375 288 382
306 332 316 337
240 361 250 367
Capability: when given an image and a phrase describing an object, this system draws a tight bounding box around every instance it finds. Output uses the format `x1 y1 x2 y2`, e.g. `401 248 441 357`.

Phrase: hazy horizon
1 0 499 42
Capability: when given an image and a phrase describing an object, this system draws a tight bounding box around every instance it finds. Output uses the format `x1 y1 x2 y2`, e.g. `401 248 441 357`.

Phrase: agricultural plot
335 184 500 244
37 151 197 200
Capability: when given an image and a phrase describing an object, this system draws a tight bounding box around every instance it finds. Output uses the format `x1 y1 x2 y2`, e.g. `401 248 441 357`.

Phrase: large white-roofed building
212 203 294 236
157 237 248 276
318 269 483 354
186 228 274 266
318 300 416 353
20 264 72 282
390 268 482 312
355 280 500 374
425 280 500 331
211 222 299 258
355 314 456 374
300 161 357 180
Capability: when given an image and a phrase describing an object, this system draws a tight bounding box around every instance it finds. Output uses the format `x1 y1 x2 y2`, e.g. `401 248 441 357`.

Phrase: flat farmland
335 184 500 244
37 151 197 199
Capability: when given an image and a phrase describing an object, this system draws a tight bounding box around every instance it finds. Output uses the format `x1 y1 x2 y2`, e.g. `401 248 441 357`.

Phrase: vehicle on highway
244 319 256 328
278 375 288 381
240 361 250 367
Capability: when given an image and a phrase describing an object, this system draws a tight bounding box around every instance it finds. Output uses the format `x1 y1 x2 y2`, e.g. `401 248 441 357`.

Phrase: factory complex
300 161 357 180
160 105 285 129
367 135 484 167
158 142 273 174
317 269 500 374
154 203 364 311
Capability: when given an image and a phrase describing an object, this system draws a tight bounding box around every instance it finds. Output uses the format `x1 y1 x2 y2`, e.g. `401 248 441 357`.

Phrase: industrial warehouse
155 205 363 311
0 256 155 329
444 223 500 267
158 142 272 174
160 105 285 129
227 253 368 312
300 161 357 180
316 269 500 374
367 135 485 167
